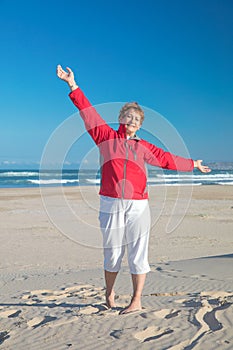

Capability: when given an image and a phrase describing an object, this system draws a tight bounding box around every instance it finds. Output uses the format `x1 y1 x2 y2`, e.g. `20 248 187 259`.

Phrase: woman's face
119 108 142 137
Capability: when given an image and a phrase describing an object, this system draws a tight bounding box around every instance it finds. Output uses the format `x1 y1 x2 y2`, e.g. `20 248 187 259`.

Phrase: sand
0 185 233 349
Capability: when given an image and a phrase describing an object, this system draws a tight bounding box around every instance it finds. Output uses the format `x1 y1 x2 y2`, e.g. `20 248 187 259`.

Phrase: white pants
99 196 151 274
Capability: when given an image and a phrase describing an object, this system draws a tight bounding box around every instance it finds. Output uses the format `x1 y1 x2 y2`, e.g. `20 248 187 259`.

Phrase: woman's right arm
56 65 112 145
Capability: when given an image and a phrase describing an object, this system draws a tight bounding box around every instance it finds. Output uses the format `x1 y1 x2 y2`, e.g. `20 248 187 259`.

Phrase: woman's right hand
56 65 78 90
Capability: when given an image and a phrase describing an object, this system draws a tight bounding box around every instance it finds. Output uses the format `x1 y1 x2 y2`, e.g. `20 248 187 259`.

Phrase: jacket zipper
122 140 129 198
129 144 137 161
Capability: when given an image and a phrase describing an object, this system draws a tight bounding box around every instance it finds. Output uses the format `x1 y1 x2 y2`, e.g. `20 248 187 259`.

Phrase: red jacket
69 88 194 199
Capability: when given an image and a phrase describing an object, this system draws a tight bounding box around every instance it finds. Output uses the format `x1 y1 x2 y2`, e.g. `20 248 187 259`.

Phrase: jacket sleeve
69 88 113 145
142 140 194 172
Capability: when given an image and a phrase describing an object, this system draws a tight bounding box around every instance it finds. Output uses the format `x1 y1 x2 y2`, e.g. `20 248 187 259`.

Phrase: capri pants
99 195 151 274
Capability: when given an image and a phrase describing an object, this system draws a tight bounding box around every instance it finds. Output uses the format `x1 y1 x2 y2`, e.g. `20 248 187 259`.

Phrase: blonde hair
118 102 144 124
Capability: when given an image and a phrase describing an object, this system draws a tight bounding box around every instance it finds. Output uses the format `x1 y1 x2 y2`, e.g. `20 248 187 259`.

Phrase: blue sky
0 0 232 168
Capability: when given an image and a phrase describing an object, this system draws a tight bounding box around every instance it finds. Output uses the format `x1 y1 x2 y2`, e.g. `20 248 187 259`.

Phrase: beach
0 185 233 349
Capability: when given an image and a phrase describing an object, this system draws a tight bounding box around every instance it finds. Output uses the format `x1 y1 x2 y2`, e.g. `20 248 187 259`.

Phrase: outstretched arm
143 141 211 173
56 64 113 145
193 160 211 173
56 65 78 92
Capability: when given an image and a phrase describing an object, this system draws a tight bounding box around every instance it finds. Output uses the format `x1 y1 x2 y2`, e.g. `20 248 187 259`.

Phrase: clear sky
0 0 232 168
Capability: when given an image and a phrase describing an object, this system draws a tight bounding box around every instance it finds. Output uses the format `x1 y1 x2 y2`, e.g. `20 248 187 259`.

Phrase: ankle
105 289 115 297
105 291 116 308
130 297 141 306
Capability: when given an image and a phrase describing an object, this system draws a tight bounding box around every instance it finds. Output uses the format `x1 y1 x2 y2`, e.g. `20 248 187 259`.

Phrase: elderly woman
57 65 211 314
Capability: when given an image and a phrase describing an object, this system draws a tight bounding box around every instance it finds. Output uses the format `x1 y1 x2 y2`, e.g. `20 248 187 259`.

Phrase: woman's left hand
194 160 211 173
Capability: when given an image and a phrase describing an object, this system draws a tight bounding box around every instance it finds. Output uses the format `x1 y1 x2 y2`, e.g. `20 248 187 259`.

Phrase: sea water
0 164 233 188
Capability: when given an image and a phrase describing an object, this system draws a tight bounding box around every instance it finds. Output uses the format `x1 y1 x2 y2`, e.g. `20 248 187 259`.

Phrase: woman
56 65 211 314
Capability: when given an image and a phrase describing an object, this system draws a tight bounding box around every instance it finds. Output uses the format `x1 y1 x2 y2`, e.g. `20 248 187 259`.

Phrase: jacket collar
118 123 141 141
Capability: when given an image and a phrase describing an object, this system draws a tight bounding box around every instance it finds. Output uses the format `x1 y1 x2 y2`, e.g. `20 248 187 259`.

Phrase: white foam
86 179 101 184
217 182 233 185
149 182 202 187
148 173 233 184
156 173 233 179
1 171 39 177
148 177 193 183
28 179 79 185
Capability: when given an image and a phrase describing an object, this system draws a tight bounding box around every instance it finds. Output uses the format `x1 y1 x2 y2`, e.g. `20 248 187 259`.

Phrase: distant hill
207 162 233 170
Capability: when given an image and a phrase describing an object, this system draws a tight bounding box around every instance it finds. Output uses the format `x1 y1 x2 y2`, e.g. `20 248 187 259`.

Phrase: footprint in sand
78 305 100 315
140 309 181 319
134 326 173 343
23 285 105 304
27 315 57 328
0 331 10 346
110 327 138 340
153 308 181 319
27 316 45 328
201 290 233 299
63 285 94 293
19 284 115 320
0 309 22 318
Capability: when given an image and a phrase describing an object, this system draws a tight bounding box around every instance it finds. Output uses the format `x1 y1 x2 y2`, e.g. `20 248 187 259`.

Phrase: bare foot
119 297 142 315
105 291 116 308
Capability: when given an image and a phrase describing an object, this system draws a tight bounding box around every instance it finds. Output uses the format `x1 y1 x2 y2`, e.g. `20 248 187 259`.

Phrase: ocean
0 165 233 188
